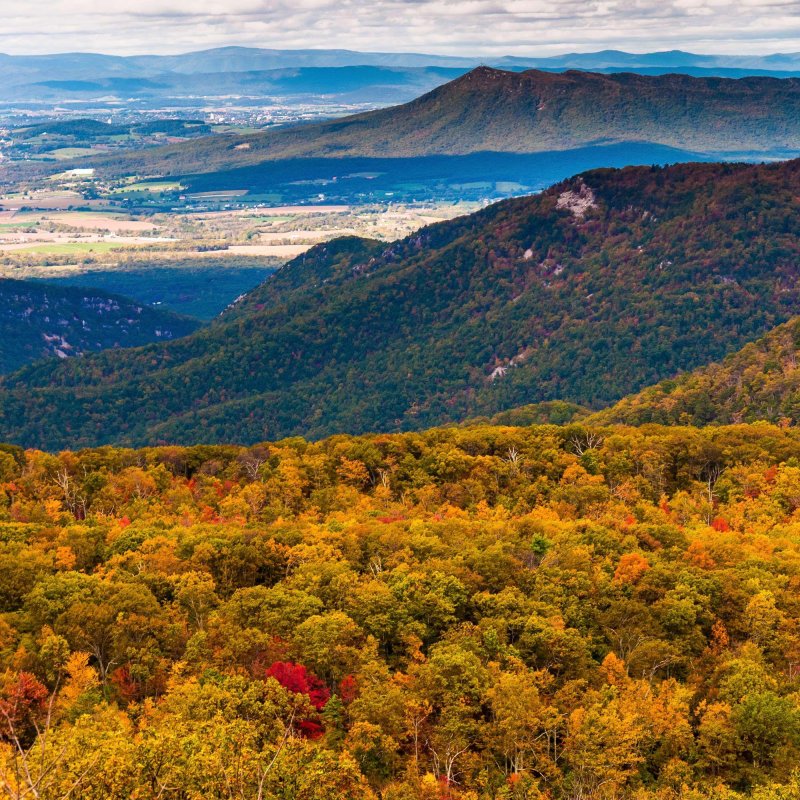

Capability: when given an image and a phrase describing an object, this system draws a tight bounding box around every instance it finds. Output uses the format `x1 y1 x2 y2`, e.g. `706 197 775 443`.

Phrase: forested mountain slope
1 158 799 449
0 278 200 374
42 68 800 180
591 316 800 426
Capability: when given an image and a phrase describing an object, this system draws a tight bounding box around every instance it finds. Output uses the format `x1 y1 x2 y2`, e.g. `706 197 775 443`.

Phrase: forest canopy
0 422 800 798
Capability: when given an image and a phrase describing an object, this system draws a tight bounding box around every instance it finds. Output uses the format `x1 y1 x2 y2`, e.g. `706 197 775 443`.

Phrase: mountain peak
454 64 515 85
22 66 800 183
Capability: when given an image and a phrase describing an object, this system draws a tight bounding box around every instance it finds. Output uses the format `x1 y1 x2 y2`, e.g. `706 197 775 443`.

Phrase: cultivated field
0 197 477 316
0 200 476 272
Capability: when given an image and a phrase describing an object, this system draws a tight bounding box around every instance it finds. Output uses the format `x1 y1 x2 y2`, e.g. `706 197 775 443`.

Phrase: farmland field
110 180 185 193
0 201 474 315
3 241 125 255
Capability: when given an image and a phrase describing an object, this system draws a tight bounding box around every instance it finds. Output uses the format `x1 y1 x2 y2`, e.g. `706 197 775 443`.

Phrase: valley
3 65 800 454
0 199 473 318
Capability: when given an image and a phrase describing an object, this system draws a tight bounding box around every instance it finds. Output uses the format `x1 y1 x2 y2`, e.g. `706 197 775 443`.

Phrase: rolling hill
12 118 210 141
589 316 800 427
0 279 201 374
3 47 800 96
66 67 800 182
4 65 469 107
1 158 799 449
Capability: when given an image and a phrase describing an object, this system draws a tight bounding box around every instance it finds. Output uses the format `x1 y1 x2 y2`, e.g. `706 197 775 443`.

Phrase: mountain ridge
589 316 800 427
4 46 800 75
1 158 799 449
56 67 800 182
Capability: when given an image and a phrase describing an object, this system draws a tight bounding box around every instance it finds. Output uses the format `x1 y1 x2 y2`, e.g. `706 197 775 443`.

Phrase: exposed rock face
556 180 597 218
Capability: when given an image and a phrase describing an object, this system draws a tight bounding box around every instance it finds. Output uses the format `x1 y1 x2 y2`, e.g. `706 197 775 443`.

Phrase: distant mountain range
0 279 200 375
4 46 800 79
1 157 799 449
2 47 800 107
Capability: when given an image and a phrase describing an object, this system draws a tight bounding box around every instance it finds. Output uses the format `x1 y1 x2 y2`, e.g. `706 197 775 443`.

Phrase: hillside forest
3 158 800 451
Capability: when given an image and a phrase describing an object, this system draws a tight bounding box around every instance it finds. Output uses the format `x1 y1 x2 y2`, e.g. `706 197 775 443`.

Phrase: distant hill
4 66 468 107
496 48 800 72
12 118 210 140
78 68 800 180
3 46 800 83
1 158 799 449
13 119 129 139
0 279 200 374
589 317 800 427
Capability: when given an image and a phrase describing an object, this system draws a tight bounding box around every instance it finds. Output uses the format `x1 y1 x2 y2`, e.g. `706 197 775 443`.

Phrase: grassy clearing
110 182 183 194
236 193 283 204
0 222 39 231
47 148 103 160
12 210 132 223
7 242 126 256
243 215 294 224
187 190 248 199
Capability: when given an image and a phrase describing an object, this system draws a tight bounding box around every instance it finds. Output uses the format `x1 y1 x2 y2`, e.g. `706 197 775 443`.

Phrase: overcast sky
2 0 800 56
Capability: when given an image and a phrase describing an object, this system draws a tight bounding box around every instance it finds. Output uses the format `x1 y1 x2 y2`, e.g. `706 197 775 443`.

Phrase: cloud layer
2 0 800 56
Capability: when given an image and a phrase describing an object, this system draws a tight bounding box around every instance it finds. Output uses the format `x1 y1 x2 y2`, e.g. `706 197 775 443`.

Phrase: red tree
264 661 330 738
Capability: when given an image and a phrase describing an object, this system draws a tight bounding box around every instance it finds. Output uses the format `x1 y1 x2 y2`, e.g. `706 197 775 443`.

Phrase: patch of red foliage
110 665 140 704
265 661 330 738
377 514 406 524
0 672 48 739
338 674 359 704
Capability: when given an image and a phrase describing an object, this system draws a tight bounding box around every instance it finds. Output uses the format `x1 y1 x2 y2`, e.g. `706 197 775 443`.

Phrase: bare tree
239 447 270 481
53 469 87 520
570 431 604 456
503 447 524 475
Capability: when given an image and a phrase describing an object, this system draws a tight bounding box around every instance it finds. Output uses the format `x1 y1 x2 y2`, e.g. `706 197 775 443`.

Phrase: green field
110 181 184 194
47 147 103 160
11 211 135 223
243 215 294 224
0 222 38 231
9 241 125 256
187 190 248 199
236 193 283 204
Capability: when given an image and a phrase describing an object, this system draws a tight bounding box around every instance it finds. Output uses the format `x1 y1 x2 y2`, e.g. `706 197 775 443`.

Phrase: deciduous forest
1 423 800 798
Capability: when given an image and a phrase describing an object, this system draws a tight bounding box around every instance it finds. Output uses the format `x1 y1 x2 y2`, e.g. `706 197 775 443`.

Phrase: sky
1 0 800 56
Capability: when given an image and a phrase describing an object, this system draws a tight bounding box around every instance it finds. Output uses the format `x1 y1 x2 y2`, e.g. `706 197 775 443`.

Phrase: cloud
1 0 799 55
